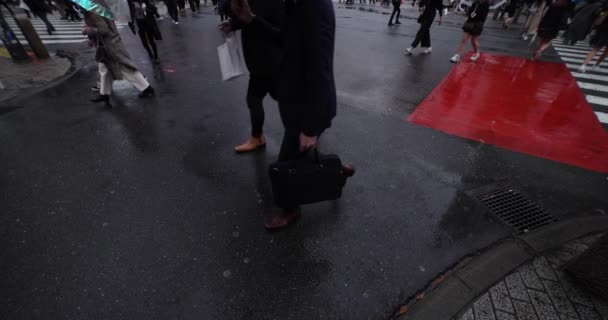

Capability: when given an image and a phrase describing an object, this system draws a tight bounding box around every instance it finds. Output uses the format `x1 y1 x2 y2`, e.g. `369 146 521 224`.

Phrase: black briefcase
269 152 348 208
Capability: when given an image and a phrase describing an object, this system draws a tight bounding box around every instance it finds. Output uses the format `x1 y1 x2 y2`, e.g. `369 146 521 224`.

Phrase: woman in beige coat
83 11 154 106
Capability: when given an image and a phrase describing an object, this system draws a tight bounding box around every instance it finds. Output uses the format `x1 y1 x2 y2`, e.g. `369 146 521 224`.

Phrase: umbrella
71 0 116 20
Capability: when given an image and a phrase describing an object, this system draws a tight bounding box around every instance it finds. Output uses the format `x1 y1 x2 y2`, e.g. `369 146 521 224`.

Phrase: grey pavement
0 54 72 103
0 5 607 320
456 234 608 320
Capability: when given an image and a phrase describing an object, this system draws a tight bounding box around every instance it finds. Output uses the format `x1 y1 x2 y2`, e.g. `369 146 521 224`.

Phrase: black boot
90 94 110 104
138 86 155 98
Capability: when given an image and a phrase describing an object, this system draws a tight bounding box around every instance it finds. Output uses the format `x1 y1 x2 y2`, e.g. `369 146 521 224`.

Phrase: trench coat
83 12 139 80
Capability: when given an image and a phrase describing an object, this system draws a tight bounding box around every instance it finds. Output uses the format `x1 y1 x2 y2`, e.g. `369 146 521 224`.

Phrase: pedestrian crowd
3 0 608 230
381 0 608 68
78 0 354 230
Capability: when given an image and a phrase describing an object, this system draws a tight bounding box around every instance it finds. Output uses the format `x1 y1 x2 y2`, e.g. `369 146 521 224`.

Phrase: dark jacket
418 0 443 24
279 0 336 137
466 0 490 23
128 0 162 40
23 0 50 16
229 0 284 76
538 4 568 33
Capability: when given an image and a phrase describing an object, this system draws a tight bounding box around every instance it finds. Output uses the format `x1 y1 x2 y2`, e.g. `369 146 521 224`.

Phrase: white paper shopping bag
217 31 248 81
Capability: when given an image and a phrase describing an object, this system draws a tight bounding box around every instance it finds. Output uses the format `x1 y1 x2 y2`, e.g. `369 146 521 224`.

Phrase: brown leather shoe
234 136 266 153
264 208 301 231
342 164 356 178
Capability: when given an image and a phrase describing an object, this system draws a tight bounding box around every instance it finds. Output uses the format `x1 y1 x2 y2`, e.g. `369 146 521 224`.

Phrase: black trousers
388 2 400 23
277 130 303 210
247 73 276 138
177 0 186 11
165 0 178 21
38 12 55 31
188 0 200 12
412 15 435 48
137 21 158 59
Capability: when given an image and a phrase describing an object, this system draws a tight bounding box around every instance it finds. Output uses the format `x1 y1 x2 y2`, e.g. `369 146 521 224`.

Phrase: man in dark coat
220 0 285 153
231 0 353 230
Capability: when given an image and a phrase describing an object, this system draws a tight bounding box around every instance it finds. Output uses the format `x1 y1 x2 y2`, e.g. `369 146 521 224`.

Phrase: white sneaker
423 47 432 54
470 52 481 61
450 54 460 63
405 47 414 55
578 65 587 73
174 21 179 24
592 64 601 71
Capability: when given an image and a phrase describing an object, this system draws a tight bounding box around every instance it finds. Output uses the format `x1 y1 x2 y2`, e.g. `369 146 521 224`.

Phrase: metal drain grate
476 186 557 234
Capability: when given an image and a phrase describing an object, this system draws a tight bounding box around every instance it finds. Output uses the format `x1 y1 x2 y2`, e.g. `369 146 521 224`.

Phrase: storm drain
475 185 557 234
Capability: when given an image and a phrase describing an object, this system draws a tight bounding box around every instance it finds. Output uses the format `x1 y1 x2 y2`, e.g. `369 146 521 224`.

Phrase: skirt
537 26 559 40
590 29 608 48
462 20 484 36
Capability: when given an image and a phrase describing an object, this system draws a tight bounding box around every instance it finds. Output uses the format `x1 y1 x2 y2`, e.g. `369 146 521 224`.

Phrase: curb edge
397 215 608 320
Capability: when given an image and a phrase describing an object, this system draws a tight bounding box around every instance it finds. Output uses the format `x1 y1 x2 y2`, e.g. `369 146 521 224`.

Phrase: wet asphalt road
1 6 607 320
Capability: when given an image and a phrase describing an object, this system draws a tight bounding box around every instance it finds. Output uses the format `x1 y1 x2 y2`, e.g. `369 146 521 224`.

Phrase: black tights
165 0 178 21
138 29 158 59
187 0 200 12
246 74 276 138
38 13 56 32
388 2 400 24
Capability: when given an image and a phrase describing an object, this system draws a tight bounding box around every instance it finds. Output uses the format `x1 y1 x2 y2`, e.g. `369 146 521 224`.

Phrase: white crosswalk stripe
2 14 125 45
552 41 608 126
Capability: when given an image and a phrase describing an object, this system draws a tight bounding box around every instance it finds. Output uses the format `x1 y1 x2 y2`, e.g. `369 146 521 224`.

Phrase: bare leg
455 33 471 55
581 47 601 67
471 35 480 53
534 38 552 59
594 46 608 66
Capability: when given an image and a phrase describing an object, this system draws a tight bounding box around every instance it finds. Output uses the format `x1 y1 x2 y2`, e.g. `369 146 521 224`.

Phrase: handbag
269 150 349 208
217 30 247 81
462 2 480 32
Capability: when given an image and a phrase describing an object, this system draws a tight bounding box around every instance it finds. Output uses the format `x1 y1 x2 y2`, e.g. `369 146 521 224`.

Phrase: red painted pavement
408 53 608 173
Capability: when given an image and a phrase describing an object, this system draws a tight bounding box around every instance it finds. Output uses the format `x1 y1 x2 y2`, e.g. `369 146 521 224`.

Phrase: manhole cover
469 183 557 234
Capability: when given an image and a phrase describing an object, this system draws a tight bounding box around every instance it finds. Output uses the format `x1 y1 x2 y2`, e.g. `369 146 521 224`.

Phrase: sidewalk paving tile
592 298 608 320
473 293 496 320
533 257 558 281
505 273 531 302
556 271 596 307
542 279 579 318
495 310 516 320
513 299 539 320
575 303 603 320
490 281 514 313
519 264 545 291
528 289 560 320
459 308 474 320
453 234 608 320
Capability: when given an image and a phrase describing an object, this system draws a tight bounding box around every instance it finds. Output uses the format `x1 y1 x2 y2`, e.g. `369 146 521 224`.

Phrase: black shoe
90 94 111 107
153 58 160 65
395 21 401 25
90 94 109 103
388 22 393 26
138 86 155 98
